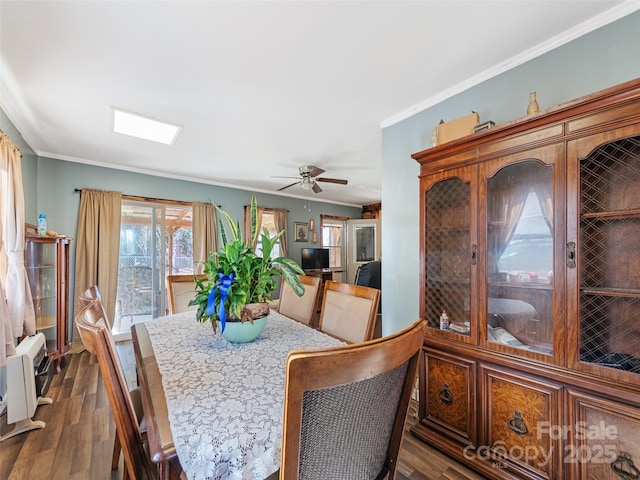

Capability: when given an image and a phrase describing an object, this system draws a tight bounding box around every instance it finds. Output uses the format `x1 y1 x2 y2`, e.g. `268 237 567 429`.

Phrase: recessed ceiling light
113 108 182 145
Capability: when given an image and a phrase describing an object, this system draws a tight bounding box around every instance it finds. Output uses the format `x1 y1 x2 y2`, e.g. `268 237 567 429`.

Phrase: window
255 211 281 259
114 200 193 337
246 207 287 259
497 190 553 280
321 216 346 269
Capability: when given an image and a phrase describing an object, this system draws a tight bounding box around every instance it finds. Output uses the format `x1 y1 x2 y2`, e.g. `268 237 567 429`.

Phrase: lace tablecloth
143 310 344 480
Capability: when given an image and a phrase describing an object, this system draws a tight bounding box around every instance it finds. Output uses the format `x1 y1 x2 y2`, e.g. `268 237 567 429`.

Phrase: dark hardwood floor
1 346 486 480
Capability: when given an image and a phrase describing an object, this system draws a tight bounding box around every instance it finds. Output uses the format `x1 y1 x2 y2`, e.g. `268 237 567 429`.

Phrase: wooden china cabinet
411 79 640 480
25 228 71 372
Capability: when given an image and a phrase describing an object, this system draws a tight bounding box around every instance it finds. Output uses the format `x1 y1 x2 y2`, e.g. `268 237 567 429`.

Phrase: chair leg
112 429 121 470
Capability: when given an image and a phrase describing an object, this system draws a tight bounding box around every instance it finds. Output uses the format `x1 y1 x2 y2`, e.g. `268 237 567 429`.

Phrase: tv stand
303 269 333 282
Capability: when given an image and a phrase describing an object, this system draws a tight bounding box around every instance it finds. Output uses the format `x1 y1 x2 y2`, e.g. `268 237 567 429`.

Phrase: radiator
0 332 54 442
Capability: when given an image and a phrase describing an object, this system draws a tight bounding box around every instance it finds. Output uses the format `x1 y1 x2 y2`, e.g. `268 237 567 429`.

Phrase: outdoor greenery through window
321 217 345 269
255 211 281 259
114 200 193 337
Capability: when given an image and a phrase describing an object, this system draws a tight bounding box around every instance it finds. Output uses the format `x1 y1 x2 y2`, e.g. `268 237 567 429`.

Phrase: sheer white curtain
0 130 34 367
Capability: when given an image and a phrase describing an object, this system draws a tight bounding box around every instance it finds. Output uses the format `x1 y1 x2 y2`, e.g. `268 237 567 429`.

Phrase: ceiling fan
274 165 348 193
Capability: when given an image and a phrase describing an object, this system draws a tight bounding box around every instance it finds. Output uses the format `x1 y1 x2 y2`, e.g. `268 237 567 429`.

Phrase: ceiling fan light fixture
274 165 346 194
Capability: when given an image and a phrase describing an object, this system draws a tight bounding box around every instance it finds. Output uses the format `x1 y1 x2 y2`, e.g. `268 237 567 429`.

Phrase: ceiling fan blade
278 181 300 191
312 181 322 193
317 177 348 185
271 175 300 179
308 166 326 177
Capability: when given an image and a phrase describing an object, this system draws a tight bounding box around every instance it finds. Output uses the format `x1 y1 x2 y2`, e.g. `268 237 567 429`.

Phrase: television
301 248 330 270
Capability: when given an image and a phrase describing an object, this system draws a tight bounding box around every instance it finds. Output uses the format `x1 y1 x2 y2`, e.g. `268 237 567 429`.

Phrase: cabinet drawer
480 365 563 479
424 349 477 446
567 389 640 480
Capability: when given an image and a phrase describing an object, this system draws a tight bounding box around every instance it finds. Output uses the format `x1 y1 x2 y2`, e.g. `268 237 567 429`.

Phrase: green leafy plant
190 194 305 332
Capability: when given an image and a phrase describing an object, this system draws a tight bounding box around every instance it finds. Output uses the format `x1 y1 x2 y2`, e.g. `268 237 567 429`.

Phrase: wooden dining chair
80 284 107 322
167 274 206 314
317 280 381 343
75 298 156 480
279 319 426 480
78 286 148 474
277 275 322 326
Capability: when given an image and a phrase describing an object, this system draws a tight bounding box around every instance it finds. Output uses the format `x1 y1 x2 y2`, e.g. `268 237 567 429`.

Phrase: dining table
131 309 345 480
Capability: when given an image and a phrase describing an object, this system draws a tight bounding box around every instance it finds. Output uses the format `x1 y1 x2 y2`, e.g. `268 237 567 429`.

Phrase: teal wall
29 156 360 262
381 11 640 335
32 158 358 306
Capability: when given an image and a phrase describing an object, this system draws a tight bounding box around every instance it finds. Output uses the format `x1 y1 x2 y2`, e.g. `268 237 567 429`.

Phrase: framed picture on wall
294 222 309 242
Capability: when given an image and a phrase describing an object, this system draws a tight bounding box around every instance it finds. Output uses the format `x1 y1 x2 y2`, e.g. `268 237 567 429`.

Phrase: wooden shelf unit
25 232 71 372
411 78 640 480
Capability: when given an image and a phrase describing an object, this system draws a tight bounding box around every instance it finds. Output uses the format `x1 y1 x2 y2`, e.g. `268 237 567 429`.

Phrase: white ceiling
1 1 637 207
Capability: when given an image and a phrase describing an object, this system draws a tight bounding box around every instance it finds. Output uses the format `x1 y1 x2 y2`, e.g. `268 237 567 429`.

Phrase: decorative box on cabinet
411 78 640 480
25 231 71 372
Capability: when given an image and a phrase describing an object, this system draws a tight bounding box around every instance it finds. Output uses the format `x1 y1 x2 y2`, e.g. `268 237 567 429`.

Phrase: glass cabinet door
576 133 640 377
484 159 556 357
424 167 476 339
25 239 59 352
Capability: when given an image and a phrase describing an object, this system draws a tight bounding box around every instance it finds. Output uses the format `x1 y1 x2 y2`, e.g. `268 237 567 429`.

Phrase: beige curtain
73 189 121 344
1 130 32 365
272 209 288 257
192 201 217 273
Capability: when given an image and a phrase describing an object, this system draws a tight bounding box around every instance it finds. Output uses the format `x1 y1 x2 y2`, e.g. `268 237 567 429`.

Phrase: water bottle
440 309 450 330
38 214 47 236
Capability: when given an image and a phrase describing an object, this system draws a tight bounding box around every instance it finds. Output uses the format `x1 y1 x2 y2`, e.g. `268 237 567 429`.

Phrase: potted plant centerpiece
190 195 305 343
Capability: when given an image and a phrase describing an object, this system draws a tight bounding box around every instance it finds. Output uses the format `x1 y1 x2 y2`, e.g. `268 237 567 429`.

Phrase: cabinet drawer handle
611 451 640 480
439 383 453 404
507 411 528 435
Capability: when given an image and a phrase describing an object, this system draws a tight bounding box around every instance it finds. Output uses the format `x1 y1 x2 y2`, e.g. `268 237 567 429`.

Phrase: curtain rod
74 188 193 207
74 189 287 210
244 205 290 213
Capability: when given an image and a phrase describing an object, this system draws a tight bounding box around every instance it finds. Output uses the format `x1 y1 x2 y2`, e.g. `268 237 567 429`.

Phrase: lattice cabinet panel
425 177 472 334
579 135 640 375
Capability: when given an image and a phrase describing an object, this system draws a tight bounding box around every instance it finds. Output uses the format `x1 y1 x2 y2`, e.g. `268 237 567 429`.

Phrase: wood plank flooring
1 345 486 480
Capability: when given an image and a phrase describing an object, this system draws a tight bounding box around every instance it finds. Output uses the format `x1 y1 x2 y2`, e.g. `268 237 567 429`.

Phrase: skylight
112 108 182 145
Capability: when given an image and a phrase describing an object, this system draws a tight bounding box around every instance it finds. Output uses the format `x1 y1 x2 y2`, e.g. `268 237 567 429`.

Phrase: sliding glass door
113 200 193 338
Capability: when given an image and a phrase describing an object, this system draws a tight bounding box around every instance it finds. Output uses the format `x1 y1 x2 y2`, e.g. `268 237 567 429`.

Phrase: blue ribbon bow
206 272 234 333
